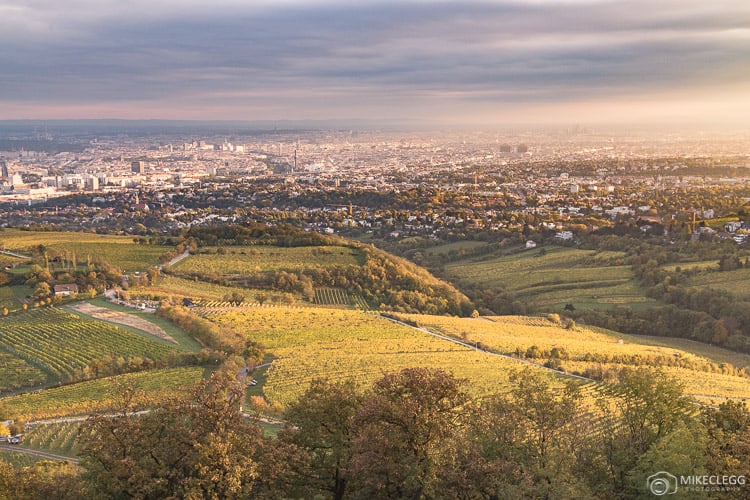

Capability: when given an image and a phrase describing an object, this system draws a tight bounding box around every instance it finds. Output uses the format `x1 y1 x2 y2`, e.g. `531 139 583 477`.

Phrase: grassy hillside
444 246 655 312
0 229 166 273
163 225 473 315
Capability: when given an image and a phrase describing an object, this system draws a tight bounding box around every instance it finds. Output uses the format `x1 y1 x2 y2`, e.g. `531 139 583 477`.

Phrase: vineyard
22 421 85 458
0 307 178 387
173 245 362 275
444 246 653 311
205 307 579 409
685 267 750 300
398 313 750 400
0 366 206 421
0 229 166 272
138 275 266 302
0 351 48 393
313 287 369 309
0 450 40 468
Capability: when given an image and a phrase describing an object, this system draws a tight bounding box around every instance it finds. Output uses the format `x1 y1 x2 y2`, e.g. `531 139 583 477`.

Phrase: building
53 284 79 297
131 161 145 174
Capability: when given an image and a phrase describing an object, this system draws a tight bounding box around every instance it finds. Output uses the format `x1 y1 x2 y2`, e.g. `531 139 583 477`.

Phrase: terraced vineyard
444 246 654 311
0 366 206 420
206 307 579 408
401 314 750 400
0 307 178 385
173 245 362 275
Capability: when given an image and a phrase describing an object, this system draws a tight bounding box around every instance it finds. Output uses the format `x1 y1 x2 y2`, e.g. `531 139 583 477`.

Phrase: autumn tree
79 363 278 499
280 379 364 499
349 368 469 499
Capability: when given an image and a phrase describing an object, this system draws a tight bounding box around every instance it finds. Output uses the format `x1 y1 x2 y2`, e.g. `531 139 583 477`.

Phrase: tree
596 368 693 492
280 379 364 500
349 368 469 499
0 459 87 500
477 369 588 498
80 363 277 499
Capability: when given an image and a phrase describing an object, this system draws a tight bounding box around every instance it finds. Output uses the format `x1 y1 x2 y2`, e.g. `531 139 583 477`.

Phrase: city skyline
1 0 749 130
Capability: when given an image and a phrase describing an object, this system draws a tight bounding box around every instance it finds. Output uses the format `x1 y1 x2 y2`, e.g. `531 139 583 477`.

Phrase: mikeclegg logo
647 472 678 496
647 471 746 496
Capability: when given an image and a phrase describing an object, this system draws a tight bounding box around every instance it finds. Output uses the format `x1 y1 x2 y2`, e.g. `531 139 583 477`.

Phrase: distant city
1 124 749 248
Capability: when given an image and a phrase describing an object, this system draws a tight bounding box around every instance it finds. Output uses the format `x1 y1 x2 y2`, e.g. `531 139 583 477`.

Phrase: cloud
1 0 749 125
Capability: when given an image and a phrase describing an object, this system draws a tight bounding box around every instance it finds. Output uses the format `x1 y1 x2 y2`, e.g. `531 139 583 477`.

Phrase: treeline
75 351 223 381
4 365 749 499
156 304 245 355
186 223 333 247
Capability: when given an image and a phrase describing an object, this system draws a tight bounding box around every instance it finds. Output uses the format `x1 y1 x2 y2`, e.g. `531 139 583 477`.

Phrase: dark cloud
1 0 748 122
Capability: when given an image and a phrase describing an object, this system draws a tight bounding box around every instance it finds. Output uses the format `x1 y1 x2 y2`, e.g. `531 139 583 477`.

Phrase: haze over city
1 0 749 130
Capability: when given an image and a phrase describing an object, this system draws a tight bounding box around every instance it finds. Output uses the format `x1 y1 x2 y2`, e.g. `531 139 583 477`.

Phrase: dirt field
68 303 178 344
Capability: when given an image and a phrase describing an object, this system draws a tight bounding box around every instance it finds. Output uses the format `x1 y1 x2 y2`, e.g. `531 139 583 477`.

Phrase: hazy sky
1 0 749 128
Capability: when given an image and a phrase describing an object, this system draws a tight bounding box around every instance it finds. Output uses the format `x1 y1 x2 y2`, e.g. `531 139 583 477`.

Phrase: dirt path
67 303 178 344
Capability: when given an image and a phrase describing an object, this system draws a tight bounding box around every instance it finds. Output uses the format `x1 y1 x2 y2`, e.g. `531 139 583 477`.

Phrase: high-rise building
0 161 7 179
131 161 145 174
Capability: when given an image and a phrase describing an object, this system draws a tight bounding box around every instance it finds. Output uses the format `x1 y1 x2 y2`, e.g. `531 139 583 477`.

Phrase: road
160 249 191 270
0 443 80 464
0 249 31 259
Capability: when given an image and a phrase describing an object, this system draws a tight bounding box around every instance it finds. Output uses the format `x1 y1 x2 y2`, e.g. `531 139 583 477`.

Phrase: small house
53 284 79 297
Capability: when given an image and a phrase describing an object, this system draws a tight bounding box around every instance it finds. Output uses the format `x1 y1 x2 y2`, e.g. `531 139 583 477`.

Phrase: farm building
53 284 79 297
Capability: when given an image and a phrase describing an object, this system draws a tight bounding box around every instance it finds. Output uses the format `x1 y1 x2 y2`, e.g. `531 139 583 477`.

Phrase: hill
153 224 474 315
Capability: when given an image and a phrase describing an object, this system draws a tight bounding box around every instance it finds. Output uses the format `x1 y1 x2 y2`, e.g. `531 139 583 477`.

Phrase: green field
684 267 750 299
0 307 178 388
137 275 295 305
0 229 167 273
444 246 654 311
0 286 21 311
173 245 363 275
424 240 489 256
401 314 750 400
0 367 206 421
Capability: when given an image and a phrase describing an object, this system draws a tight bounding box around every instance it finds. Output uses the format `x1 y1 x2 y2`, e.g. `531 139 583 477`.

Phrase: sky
1 0 749 129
